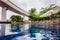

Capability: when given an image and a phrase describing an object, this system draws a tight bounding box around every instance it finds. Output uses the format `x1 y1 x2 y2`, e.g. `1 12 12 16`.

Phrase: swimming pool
0 23 60 40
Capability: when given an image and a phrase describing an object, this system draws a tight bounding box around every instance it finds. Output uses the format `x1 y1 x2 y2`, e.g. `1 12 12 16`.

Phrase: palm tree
29 8 37 21
28 5 57 21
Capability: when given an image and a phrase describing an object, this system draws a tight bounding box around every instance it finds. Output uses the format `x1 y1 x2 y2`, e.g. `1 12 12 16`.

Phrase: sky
10 0 60 12
0 0 60 20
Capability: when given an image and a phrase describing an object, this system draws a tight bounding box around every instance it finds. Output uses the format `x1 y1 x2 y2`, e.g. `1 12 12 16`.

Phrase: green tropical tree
10 15 23 22
10 15 23 32
29 4 57 21
29 8 36 21
39 8 53 17
28 7 53 21
56 11 60 18
39 4 57 17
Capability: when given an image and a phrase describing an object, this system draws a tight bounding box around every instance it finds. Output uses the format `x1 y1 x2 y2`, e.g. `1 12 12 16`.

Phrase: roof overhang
40 7 60 17
0 0 29 16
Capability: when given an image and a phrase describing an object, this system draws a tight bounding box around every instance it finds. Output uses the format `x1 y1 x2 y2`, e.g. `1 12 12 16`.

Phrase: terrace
0 0 60 40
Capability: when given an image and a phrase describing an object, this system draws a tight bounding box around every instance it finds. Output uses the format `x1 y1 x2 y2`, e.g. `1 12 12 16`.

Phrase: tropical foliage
39 8 53 16
10 15 23 32
28 4 58 21
55 11 60 18
39 11 60 21
29 8 53 21
29 8 40 21
10 15 23 22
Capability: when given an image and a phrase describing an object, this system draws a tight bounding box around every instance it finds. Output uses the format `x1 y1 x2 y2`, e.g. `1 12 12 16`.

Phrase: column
1 7 7 21
0 6 7 36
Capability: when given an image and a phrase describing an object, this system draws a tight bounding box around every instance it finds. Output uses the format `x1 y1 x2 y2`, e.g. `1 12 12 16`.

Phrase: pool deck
0 21 60 26
0 21 11 24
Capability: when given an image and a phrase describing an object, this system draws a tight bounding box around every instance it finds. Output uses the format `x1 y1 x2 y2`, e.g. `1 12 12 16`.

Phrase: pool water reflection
11 24 21 32
0 24 60 40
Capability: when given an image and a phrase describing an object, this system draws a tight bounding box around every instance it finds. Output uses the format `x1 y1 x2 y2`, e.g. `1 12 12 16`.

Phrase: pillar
0 6 7 36
1 7 7 21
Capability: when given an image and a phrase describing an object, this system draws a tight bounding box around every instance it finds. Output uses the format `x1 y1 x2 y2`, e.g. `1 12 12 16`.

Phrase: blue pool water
0 24 60 40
